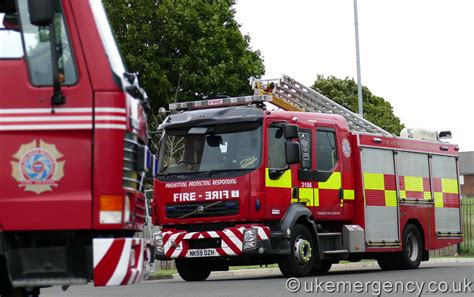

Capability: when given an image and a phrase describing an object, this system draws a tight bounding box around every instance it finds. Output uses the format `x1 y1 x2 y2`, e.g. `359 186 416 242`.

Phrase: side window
18 0 77 86
268 126 286 169
299 130 312 169
0 11 24 58
316 130 337 171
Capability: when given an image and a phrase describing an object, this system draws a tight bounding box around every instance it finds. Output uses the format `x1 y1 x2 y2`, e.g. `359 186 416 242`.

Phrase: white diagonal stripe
92 239 114 268
257 227 268 240
107 239 132 286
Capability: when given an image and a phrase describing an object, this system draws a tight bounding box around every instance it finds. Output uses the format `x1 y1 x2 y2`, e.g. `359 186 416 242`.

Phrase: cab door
264 122 299 218
0 0 93 231
311 127 348 220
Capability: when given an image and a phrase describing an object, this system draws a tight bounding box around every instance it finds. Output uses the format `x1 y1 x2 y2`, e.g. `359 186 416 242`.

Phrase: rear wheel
397 224 423 269
175 259 211 281
377 256 397 270
378 224 423 271
279 224 315 277
312 261 332 275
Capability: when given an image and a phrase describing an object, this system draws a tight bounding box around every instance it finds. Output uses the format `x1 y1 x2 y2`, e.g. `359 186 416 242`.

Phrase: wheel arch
404 218 429 261
281 203 322 266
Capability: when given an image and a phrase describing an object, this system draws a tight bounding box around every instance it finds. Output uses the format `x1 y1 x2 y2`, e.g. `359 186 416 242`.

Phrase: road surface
43 260 474 297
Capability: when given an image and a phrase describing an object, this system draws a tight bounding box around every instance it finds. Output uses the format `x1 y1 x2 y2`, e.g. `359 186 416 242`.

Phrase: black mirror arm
49 13 65 110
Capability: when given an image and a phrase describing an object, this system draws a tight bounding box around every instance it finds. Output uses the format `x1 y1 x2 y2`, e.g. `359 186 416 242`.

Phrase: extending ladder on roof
251 75 391 136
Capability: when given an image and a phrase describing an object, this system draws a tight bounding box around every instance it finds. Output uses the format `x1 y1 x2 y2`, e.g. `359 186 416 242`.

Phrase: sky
234 0 474 151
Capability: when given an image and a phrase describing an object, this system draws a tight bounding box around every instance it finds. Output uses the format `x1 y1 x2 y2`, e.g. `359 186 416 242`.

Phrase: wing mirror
28 0 54 27
284 124 299 139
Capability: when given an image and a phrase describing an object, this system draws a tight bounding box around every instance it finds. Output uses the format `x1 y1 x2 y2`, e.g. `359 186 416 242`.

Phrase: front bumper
93 238 145 286
154 225 271 259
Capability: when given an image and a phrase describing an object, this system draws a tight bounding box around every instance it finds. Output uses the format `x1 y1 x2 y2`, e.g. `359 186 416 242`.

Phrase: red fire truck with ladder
0 0 156 296
152 75 462 281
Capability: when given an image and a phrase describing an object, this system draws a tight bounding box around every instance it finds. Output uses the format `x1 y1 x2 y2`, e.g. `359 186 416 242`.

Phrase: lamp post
353 0 363 117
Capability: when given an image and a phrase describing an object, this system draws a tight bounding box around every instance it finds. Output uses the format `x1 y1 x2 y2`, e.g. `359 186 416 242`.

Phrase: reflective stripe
298 188 313 206
343 189 355 200
384 190 397 207
265 168 292 188
364 172 385 190
404 176 424 192
299 188 312 199
441 178 458 194
314 189 319 207
423 191 432 200
400 190 406 199
318 172 341 189
434 192 444 208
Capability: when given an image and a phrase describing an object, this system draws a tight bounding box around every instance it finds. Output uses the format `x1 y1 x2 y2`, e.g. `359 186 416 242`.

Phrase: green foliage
103 0 265 111
312 75 404 135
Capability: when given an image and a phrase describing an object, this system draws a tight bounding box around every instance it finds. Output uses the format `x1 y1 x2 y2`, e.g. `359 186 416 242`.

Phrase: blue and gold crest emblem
11 140 65 194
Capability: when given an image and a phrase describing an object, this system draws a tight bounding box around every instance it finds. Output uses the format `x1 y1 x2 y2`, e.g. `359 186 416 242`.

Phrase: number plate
187 248 217 258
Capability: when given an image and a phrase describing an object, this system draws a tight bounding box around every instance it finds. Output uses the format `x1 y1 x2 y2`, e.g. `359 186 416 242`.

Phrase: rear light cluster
99 195 130 224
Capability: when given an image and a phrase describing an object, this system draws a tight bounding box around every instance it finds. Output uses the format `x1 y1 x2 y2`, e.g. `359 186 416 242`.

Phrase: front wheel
312 261 332 275
279 224 315 277
175 259 211 281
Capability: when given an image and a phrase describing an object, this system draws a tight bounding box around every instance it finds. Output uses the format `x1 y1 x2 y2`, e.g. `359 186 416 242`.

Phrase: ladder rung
270 75 392 136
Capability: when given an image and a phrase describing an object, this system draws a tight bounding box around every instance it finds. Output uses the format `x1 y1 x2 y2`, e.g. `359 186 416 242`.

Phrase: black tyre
312 260 332 275
278 224 315 277
377 255 397 270
397 224 423 269
1 288 39 297
175 259 211 281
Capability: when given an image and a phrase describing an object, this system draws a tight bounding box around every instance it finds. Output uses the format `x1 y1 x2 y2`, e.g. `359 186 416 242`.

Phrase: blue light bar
169 95 273 111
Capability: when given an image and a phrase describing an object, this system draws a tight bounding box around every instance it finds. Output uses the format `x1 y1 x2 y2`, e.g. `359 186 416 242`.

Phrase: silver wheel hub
294 237 312 265
406 233 419 262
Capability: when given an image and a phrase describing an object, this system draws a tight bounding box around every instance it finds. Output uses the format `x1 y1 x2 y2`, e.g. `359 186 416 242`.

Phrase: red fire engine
0 0 155 296
152 75 462 281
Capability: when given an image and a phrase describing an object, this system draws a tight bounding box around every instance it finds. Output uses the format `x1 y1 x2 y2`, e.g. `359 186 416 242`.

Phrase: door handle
338 188 344 200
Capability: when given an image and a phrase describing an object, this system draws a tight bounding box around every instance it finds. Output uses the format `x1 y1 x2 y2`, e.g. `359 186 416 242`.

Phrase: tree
104 0 265 111
312 75 404 135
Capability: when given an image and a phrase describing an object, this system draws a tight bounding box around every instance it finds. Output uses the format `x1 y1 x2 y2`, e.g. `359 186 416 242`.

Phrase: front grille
123 133 141 192
166 200 239 219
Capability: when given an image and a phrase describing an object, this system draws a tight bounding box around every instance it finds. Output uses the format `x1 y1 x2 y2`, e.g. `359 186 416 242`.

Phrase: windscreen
158 122 262 175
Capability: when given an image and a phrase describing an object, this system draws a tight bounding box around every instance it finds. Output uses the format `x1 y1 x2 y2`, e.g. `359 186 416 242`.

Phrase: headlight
154 232 164 254
243 228 257 250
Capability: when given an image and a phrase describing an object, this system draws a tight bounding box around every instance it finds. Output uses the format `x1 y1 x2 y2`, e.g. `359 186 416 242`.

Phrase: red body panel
154 109 462 258
0 0 146 231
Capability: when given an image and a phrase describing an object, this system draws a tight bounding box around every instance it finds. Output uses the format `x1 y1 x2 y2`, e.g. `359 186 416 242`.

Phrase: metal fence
461 197 474 253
